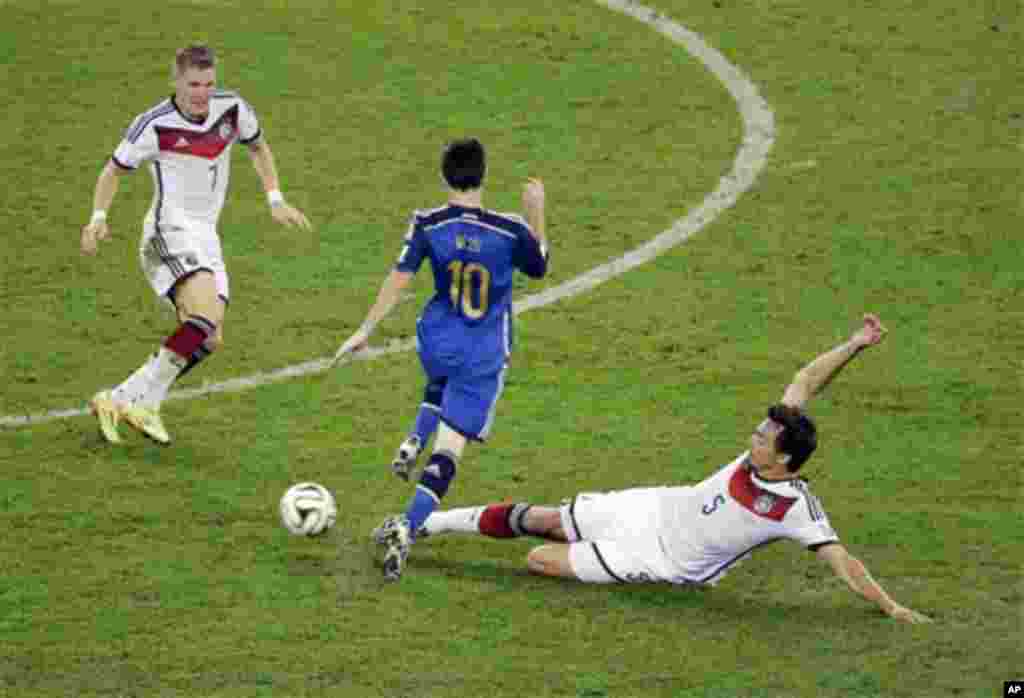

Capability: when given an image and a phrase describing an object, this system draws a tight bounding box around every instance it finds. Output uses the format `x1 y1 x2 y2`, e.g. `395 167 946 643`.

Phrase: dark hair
767 404 817 471
442 139 486 191
175 44 216 75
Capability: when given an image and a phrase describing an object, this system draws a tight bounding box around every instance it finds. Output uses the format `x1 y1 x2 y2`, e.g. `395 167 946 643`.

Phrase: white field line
0 0 774 429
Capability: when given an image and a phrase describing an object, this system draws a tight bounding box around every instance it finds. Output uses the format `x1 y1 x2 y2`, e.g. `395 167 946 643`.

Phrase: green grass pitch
1 1 1020 696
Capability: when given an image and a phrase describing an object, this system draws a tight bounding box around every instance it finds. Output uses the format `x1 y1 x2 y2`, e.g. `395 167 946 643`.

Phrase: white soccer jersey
657 452 839 585
112 91 261 231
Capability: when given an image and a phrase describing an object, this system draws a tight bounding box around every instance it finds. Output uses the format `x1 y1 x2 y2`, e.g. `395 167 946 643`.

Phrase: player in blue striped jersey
333 138 549 580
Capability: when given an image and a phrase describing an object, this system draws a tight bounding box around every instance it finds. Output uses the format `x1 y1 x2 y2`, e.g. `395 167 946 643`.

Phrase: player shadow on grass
293 538 884 626
403 553 883 625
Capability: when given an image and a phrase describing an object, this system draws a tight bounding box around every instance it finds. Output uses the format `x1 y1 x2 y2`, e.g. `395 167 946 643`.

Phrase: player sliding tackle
421 314 931 623
333 138 549 581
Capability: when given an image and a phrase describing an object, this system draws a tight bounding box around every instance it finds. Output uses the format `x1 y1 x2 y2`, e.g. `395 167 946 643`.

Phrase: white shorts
559 488 676 585
140 223 229 307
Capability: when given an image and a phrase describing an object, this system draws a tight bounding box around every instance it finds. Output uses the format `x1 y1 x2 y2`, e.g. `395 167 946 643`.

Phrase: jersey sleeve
112 116 159 170
785 491 839 550
237 97 262 145
513 221 549 279
394 212 429 273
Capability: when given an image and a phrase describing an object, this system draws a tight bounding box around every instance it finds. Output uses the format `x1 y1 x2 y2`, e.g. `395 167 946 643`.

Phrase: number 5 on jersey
702 494 725 515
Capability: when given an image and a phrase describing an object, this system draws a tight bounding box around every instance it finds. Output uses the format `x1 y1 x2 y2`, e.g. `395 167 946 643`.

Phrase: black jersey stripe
111 154 135 171
127 101 173 136
807 540 838 552
239 127 261 145
590 543 627 583
791 480 824 521
567 496 583 541
150 162 185 277
150 232 185 278
153 161 165 231
127 103 174 143
693 537 782 584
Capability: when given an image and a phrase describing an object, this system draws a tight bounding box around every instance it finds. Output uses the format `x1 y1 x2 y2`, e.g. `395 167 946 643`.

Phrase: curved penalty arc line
0 0 774 429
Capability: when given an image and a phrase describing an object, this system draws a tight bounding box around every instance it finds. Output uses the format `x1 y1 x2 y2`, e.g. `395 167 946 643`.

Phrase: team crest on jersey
728 466 798 521
753 494 776 514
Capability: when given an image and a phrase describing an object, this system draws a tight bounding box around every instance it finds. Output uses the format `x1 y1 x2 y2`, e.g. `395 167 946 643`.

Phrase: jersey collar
743 454 802 492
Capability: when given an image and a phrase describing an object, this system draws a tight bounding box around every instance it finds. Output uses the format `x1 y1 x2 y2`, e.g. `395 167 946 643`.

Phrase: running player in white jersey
420 314 932 624
80 44 311 445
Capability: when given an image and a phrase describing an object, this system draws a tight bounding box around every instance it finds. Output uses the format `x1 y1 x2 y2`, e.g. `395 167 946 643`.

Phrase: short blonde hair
173 44 216 78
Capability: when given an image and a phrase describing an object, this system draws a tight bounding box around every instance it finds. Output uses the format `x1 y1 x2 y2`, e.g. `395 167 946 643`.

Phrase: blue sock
406 452 457 532
405 489 439 534
412 404 441 445
411 380 444 445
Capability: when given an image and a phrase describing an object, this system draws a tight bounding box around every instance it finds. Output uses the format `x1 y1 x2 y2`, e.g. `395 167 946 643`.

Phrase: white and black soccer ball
279 482 337 537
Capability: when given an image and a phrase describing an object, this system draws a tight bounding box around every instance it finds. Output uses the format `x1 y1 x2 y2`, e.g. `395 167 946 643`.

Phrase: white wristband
266 189 284 207
90 210 107 224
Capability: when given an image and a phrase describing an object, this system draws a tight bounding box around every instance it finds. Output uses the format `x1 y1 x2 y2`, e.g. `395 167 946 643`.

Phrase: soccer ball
279 482 337 537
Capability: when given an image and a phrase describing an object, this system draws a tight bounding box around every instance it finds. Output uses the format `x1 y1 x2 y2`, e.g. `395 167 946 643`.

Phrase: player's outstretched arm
332 269 414 366
522 178 546 249
81 160 125 255
816 543 932 624
781 313 887 409
246 139 312 231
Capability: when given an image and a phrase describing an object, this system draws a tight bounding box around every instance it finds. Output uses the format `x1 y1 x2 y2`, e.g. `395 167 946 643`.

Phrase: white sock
422 506 485 536
134 348 186 410
111 354 158 405
137 380 172 410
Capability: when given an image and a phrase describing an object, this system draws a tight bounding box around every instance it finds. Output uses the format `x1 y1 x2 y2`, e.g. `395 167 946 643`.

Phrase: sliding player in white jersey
421 314 932 624
80 44 311 445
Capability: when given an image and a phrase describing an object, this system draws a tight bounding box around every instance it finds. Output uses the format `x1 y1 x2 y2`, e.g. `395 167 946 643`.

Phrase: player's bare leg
526 544 576 579
120 272 224 444
172 272 226 349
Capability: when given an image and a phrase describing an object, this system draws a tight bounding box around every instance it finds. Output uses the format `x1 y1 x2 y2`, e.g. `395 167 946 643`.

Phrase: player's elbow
782 373 812 407
523 257 549 280
205 328 224 353
840 553 871 593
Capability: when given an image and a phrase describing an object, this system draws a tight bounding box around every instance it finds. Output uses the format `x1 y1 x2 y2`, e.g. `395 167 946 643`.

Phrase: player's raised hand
271 202 312 231
887 604 932 624
851 313 887 349
522 178 545 214
331 330 369 367
81 218 111 255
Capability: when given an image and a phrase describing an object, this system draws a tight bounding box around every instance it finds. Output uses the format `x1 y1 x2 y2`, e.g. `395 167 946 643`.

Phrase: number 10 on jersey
448 260 490 320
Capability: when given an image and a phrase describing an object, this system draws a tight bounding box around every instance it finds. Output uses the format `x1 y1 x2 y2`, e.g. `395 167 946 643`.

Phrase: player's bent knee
204 328 224 353
524 508 565 540
527 545 574 578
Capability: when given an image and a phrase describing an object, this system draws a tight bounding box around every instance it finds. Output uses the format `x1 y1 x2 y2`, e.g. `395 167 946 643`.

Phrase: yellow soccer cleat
89 390 123 444
121 404 171 445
